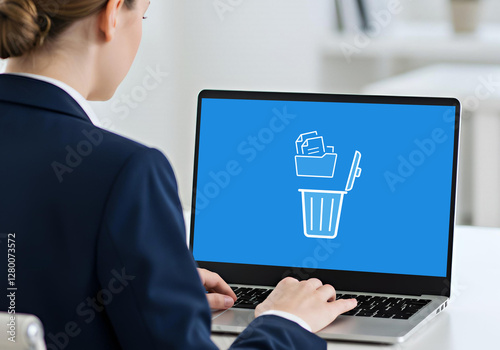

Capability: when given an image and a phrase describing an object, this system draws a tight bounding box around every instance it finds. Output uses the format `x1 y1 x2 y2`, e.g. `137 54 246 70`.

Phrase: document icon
295 131 318 154
301 136 325 155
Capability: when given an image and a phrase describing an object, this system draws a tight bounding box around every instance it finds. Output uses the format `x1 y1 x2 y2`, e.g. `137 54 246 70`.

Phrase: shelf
323 22 500 63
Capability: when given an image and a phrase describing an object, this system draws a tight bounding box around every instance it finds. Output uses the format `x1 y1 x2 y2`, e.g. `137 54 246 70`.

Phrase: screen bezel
190 89 460 297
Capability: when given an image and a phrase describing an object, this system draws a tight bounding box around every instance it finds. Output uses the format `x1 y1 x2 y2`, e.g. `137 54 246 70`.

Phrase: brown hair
0 0 135 59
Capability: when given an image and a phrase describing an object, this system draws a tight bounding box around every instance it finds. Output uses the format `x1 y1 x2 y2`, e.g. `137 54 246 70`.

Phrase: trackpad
212 309 255 330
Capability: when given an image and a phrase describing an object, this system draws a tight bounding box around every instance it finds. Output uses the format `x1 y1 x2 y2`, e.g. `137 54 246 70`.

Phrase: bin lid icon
345 151 362 192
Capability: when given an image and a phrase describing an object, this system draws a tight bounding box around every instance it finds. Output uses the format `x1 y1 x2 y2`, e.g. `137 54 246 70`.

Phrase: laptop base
211 289 448 344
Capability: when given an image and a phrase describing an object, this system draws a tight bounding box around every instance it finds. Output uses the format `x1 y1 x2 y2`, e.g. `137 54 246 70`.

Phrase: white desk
211 225 500 349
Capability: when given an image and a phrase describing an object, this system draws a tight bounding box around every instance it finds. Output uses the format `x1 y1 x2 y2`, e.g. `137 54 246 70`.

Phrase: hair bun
0 0 51 59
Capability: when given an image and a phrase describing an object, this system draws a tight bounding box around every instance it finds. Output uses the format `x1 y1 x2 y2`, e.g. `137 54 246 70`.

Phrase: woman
0 0 356 349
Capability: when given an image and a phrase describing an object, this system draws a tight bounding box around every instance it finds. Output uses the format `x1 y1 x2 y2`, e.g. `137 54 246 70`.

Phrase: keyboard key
233 302 258 309
340 294 356 299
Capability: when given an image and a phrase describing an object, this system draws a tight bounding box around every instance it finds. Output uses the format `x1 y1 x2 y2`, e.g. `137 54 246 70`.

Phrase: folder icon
295 153 338 178
295 131 337 178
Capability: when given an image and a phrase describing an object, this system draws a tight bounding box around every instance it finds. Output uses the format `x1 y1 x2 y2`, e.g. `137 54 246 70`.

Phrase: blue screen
192 98 456 277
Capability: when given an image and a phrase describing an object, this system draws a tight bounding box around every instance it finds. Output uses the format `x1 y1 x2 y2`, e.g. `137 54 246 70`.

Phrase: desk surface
211 225 500 349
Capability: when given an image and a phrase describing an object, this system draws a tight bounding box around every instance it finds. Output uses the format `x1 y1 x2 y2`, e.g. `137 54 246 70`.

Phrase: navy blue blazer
0 75 325 349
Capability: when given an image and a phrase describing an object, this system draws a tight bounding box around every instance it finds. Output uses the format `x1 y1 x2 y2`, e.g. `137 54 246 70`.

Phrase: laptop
189 90 460 344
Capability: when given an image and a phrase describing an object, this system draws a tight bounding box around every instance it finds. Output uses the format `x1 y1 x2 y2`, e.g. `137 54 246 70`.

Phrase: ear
99 0 124 42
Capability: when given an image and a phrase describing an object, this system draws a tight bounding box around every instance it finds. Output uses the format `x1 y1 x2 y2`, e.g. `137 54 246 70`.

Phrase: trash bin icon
298 189 346 239
297 150 362 239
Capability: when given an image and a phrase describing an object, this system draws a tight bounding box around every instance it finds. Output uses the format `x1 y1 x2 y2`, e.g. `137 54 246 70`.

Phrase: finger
328 298 358 317
197 268 209 288
303 278 323 291
206 293 235 310
272 277 299 300
316 284 336 301
201 270 237 300
277 276 299 287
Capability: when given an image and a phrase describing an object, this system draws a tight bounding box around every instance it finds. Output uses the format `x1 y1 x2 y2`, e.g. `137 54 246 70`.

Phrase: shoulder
97 127 173 176
77 124 149 159
49 120 174 189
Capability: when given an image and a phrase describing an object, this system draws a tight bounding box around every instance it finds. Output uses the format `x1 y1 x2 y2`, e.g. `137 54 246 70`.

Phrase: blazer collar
0 74 92 124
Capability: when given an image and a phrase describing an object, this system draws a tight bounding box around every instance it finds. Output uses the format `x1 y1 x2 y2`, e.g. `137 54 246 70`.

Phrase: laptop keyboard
232 287 431 320
232 287 273 309
335 293 431 319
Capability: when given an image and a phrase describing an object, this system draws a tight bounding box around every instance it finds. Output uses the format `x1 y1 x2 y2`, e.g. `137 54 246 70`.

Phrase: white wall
88 0 500 221
397 0 500 23
91 0 334 208
90 1 187 202
2 0 497 224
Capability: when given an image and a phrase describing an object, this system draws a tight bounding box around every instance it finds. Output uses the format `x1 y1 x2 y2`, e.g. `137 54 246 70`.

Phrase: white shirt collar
6 72 101 127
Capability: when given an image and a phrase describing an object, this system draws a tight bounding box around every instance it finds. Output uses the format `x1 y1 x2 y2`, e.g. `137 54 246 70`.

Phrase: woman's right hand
255 277 357 333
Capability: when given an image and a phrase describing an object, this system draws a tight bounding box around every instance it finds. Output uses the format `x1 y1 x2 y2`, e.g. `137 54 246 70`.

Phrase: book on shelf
334 0 387 33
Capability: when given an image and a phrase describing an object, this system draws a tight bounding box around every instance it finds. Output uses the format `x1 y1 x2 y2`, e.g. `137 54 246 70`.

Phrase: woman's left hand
197 268 237 310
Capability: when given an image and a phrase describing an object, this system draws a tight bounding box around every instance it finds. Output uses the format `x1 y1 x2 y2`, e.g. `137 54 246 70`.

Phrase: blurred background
4 0 499 226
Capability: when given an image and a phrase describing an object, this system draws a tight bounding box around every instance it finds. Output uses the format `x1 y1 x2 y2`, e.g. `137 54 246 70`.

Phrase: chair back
0 312 46 350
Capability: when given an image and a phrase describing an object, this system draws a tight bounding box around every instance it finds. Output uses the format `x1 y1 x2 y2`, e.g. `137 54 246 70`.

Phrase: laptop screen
191 91 459 280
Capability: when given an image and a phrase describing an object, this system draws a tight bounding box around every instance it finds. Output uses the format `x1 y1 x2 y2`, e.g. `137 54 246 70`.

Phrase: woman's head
0 0 150 100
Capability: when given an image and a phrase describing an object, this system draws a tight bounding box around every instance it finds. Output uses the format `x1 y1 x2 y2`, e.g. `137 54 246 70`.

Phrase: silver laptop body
190 90 460 344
